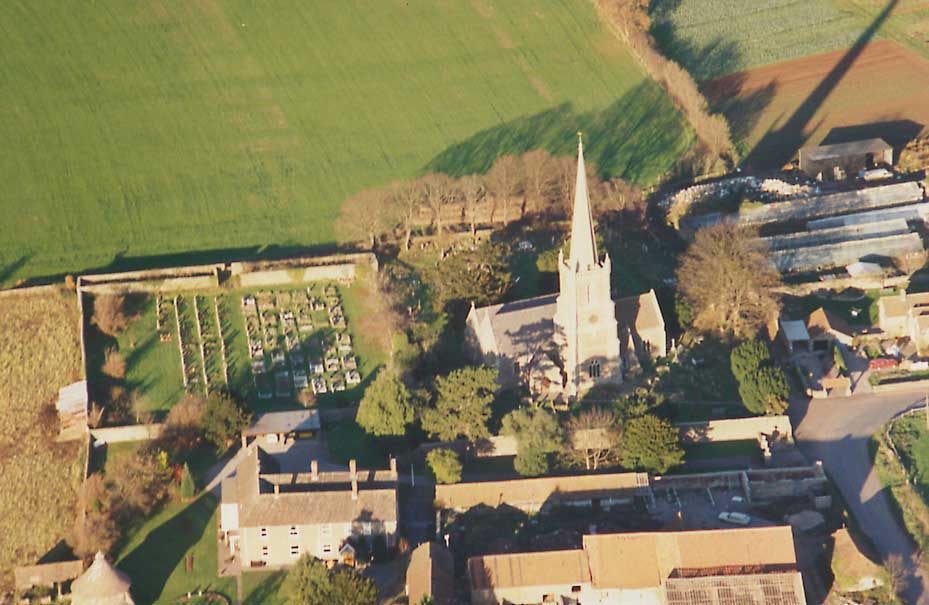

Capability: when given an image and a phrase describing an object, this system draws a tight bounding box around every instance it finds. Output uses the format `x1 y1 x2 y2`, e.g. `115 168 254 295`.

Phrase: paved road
791 389 929 604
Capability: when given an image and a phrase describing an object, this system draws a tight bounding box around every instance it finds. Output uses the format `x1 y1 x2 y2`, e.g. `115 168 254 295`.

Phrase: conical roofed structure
71 552 134 605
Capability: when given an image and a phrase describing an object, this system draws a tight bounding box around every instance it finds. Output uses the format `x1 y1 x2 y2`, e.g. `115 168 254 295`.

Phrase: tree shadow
0 254 31 286
242 571 285 605
742 0 899 168
117 497 220 605
424 81 693 184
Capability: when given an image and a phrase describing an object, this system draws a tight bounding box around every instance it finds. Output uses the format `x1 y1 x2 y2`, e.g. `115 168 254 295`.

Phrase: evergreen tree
179 462 196 500
426 448 463 484
620 415 684 474
202 392 251 450
421 366 498 442
356 370 414 437
501 407 563 477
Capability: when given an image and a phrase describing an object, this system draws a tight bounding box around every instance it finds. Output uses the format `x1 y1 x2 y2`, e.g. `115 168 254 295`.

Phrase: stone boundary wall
652 464 828 503
0 283 64 299
871 378 929 394
90 424 163 443
677 415 792 444
81 274 219 294
237 264 355 288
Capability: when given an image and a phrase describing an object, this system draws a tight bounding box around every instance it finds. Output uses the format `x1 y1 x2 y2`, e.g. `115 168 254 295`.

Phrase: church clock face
588 313 599 325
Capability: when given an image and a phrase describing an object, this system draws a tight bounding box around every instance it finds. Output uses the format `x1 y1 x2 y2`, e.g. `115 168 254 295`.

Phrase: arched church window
588 360 601 378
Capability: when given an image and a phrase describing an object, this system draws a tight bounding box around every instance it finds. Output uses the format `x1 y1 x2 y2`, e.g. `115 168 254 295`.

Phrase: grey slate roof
233 445 398 527
473 293 558 358
243 410 321 436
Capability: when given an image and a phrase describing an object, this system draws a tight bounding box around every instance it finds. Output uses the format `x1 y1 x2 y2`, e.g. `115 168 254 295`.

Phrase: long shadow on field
424 81 693 184
0 255 31 286
742 0 899 169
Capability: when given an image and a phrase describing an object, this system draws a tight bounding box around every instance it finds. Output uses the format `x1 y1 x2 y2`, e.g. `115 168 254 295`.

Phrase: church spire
568 132 598 268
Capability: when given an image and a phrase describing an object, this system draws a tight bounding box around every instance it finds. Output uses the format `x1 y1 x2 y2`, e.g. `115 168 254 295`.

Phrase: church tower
553 134 622 397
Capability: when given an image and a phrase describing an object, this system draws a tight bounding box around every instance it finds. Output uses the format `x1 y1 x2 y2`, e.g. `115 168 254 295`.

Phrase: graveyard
86 278 384 423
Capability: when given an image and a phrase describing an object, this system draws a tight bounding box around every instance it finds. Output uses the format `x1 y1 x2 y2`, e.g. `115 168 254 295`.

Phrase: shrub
514 448 550 477
92 294 133 336
426 448 462 484
101 347 127 380
739 365 790 415
730 339 771 382
202 392 252 450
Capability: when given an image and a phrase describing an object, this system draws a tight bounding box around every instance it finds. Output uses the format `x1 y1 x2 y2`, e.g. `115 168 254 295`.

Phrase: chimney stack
351 477 358 501
389 457 397 478
311 460 319 481
273 483 280 496
349 459 357 478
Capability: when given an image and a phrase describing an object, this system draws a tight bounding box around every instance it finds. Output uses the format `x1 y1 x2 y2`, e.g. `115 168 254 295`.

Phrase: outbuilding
799 138 893 180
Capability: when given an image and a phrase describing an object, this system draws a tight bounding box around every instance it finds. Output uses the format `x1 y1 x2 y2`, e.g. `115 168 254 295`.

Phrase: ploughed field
703 40 929 167
0 0 692 286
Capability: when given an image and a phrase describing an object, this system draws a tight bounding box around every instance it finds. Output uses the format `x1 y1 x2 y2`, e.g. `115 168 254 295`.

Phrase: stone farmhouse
878 289 929 352
468 526 805 605
466 135 666 399
220 444 399 570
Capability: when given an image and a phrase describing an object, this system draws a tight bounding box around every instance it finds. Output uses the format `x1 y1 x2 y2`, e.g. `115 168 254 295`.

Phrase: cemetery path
791 389 929 604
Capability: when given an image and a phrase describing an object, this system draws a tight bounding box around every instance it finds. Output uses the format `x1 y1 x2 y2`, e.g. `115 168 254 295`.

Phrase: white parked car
718 511 751 526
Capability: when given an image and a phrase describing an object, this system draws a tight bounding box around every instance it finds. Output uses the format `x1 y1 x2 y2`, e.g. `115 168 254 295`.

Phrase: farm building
799 138 893 180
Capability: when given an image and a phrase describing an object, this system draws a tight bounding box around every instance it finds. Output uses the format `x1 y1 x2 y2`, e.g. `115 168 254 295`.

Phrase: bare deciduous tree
568 407 618 470
93 295 133 336
334 187 397 250
552 155 577 217
458 174 486 240
391 179 425 251
486 155 523 225
420 173 459 238
678 223 781 339
522 149 555 217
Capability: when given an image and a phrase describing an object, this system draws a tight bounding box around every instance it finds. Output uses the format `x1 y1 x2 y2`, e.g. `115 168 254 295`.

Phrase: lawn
117 296 186 412
650 0 866 80
0 288 84 592
116 496 235 605
683 439 759 461
0 0 693 287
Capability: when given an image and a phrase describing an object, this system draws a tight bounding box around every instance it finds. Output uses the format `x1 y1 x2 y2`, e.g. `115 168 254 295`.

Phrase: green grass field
651 0 866 79
0 1 693 287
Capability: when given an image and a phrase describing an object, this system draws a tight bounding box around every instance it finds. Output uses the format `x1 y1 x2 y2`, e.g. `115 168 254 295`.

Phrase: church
465 135 666 399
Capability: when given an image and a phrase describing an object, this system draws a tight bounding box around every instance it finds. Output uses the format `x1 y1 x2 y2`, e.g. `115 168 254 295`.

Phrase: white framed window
259 527 269 539
290 545 300 558
260 545 269 559
289 526 299 537
322 544 332 555
320 524 332 537
363 522 372 536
